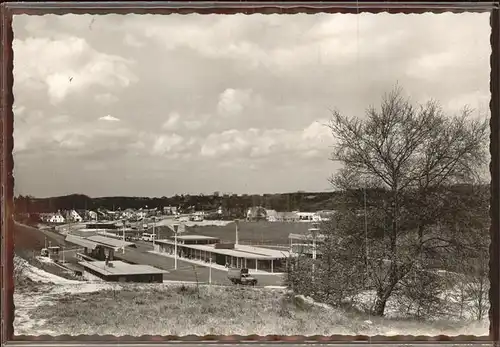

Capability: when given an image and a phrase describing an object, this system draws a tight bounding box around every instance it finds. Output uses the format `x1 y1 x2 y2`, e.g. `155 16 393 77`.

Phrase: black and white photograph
12 12 491 336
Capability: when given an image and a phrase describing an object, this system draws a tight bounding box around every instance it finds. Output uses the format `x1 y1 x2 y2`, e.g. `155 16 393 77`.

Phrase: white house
49 213 65 223
67 209 83 222
136 211 147 219
88 211 98 221
163 206 178 215
191 211 205 221
265 209 279 222
296 212 321 222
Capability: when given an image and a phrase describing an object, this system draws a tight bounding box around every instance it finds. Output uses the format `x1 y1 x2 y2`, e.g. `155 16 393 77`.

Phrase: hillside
15 280 487 337
14 253 489 337
14 223 65 254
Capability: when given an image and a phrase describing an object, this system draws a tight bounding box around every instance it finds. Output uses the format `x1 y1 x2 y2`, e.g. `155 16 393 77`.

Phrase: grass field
14 281 487 337
186 221 311 245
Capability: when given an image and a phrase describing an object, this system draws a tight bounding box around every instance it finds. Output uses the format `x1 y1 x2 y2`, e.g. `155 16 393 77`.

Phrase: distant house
48 213 65 224
88 211 98 221
75 209 90 221
246 206 267 221
265 209 279 222
163 206 178 215
136 211 147 219
190 211 205 222
276 212 299 223
296 212 321 222
317 210 336 221
97 210 109 220
66 209 83 223
120 209 134 219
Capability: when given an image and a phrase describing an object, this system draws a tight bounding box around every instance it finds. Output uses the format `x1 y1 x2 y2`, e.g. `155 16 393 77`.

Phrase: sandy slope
13 257 488 337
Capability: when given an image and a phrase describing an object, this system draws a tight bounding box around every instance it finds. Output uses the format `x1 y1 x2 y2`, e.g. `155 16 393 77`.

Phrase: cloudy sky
13 13 490 198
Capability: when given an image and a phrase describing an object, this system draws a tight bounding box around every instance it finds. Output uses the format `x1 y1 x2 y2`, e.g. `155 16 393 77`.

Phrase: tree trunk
373 261 400 316
373 287 391 316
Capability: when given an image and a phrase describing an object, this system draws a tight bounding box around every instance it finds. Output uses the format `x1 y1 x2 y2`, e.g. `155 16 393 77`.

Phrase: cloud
11 13 490 197
216 88 253 116
184 119 204 130
123 33 144 47
95 93 119 105
99 115 120 122
199 119 334 160
13 36 137 105
14 109 134 161
151 133 186 157
161 112 181 130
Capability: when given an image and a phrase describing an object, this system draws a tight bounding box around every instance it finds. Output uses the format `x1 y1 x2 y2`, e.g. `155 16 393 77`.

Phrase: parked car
227 268 257 286
141 233 154 242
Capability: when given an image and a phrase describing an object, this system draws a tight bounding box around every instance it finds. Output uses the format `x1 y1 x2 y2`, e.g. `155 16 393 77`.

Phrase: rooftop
65 234 135 250
156 239 289 259
86 235 135 249
79 261 167 276
289 233 326 241
65 234 99 250
171 235 219 240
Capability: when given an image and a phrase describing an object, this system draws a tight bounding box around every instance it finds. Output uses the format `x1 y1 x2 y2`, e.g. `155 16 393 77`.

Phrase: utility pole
122 220 126 254
235 219 239 246
209 255 212 285
152 217 156 247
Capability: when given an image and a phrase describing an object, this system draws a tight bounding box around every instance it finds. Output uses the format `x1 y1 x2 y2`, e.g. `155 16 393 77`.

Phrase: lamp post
152 216 156 247
234 219 239 246
173 223 179 270
122 220 126 254
309 223 319 282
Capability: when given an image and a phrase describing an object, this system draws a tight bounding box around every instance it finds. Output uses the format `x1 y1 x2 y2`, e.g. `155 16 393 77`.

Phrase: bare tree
325 86 488 316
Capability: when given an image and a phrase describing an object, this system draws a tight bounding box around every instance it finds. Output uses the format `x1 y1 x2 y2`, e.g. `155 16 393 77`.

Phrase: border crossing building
65 234 136 261
79 260 166 283
154 235 290 273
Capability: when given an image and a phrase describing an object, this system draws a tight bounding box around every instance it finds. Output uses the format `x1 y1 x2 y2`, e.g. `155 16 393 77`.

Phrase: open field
186 221 311 245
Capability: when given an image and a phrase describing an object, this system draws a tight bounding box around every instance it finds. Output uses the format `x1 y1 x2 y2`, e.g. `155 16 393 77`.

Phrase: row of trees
287 86 490 320
14 191 342 217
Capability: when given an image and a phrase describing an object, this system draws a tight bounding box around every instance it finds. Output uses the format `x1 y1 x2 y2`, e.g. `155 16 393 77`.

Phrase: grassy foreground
15 282 487 337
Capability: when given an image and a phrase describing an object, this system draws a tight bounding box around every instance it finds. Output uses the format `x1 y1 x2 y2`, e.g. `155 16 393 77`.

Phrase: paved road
115 241 285 287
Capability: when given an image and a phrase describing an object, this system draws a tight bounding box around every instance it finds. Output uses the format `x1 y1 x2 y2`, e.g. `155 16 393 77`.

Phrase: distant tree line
14 191 345 218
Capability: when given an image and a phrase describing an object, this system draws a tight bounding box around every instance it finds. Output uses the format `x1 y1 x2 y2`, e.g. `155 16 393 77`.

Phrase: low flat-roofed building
66 234 135 261
79 260 166 283
86 235 135 249
171 235 220 245
154 238 290 273
86 222 118 230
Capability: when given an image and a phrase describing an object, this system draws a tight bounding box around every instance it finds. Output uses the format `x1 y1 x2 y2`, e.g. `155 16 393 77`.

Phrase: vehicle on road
141 233 155 242
40 246 61 262
227 268 257 286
